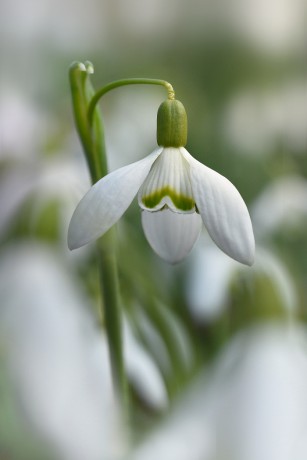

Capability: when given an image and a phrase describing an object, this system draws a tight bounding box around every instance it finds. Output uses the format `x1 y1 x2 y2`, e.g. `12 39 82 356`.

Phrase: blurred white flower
131 323 307 460
186 238 297 323
123 319 168 411
0 154 89 254
224 0 306 55
251 175 307 238
131 380 214 460
114 0 186 38
186 235 238 321
0 88 47 160
223 82 307 156
133 307 172 376
0 243 125 460
0 0 107 51
0 242 176 457
210 324 307 460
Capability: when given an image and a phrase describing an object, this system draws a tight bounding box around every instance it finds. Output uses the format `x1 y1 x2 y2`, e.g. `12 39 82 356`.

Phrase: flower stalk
69 62 178 415
87 78 175 127
69 61 127 412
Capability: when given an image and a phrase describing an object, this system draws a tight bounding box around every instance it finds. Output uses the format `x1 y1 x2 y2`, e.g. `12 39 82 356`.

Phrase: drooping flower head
68 98 255 265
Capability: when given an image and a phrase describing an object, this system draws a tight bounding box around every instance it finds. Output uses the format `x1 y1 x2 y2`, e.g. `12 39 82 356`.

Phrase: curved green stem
87 78 175 127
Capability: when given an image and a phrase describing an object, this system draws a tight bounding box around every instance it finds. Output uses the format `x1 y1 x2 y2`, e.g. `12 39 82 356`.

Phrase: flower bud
157 99 187 147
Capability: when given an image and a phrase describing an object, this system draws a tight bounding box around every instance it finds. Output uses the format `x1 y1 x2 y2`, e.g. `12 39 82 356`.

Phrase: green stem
97 230 128 412
87 78 175 127
69 63 94 177
69 62 128 414
83 62 108 182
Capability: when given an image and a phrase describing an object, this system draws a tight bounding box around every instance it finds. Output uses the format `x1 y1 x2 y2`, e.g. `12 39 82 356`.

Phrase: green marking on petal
142 186 195 211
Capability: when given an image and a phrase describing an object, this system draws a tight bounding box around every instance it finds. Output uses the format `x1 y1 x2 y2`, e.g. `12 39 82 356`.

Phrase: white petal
187 240 237 323
251 175 307 237
142 209 202 264
181 148 255 265
0 243 125 460
68 149 162 249
123 319 168 411
138 147 195 213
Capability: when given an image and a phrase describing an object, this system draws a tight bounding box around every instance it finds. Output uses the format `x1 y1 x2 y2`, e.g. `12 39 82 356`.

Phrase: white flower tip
67 217 92 251
233 232 255 266
246 251 255 267
67 235 78 251
67 229 82 251
241 251 255 267
67 225 76 251
222 225 255 266
246 257 255 267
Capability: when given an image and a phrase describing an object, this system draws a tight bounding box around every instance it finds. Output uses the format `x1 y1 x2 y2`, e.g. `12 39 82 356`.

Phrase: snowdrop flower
186 240 297 323
68 99 255 265
210 323 307 460
0 243 125 460
131 323 307 460
251 175 307 238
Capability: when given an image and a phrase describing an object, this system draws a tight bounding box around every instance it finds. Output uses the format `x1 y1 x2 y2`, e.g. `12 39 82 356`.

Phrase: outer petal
141 209 202 264
68 149 162 249
181 148 255 265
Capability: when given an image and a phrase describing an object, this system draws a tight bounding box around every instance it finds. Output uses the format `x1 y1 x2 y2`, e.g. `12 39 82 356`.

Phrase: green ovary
142 186 195 211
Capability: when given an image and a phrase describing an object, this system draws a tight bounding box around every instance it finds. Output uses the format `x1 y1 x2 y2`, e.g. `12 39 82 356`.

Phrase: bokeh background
1 0 307 459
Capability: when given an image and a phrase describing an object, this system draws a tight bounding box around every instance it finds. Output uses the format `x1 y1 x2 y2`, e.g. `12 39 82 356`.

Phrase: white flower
131 323 307 460
68 100 255 265
210 324 307 460
0 243 125 460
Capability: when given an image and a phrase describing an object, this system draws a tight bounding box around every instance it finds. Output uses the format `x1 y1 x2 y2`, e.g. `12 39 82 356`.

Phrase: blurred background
1 0 307 459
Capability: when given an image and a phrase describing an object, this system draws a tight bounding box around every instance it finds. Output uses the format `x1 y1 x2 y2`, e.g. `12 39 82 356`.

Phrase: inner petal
138 147 195 213
142 209 202 264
